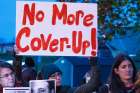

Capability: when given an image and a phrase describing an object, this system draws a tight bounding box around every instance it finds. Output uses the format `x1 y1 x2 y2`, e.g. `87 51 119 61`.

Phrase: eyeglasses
0 72 15 78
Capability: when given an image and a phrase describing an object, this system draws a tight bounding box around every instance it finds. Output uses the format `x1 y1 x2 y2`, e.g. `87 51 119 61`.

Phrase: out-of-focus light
22 62 25 66
102 34 106 38
129 54 136 57
6 60 13 64
61 60 65 64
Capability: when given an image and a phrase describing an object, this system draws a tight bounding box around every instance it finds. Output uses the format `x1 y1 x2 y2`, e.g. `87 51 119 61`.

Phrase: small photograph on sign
3 87 30 93
30 79 56 93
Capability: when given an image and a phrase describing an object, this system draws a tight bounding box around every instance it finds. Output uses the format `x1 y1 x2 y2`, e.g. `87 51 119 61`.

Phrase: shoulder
57 85 71 93
22 67 36 74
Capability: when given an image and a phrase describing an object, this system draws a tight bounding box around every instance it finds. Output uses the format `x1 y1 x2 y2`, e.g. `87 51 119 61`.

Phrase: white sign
16 1 97 56
3 87 30 93
30 79 56 93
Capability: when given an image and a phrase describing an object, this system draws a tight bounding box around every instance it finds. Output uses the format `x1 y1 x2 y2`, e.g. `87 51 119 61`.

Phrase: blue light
61 60 65 64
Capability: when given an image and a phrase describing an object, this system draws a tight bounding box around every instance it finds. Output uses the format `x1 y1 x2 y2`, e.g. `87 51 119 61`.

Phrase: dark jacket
57 85 71 93
98 84 135 93
74 66 100 93
22 67 37 87
98 84 109 93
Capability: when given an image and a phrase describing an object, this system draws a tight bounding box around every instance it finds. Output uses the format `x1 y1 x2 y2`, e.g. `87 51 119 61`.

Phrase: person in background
37 63 71 93
74 57 101 93
0 60 20 92
12 45 23 84
98 53 137 93
22 57 37 87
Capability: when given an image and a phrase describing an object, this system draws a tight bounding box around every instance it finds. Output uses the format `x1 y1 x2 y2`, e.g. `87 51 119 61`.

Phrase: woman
22 57 37 87
37 63 71 93
99 53 137 93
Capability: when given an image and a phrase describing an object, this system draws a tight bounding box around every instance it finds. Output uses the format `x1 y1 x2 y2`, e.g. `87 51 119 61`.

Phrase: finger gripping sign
16 1 97 57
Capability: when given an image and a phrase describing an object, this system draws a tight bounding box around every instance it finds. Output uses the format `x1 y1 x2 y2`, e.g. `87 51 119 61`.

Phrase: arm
74 66 100 93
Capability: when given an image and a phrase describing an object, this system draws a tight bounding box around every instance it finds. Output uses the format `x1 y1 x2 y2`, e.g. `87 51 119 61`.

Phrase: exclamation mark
91 28 97 56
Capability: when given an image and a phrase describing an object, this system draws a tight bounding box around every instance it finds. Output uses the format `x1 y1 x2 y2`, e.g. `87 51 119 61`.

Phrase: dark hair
109 53 136 93
0 60 14 72
39 64 62 79
25 57 35 67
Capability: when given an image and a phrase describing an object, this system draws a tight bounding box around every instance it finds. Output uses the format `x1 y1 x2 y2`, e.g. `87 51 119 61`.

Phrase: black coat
74 66 101 93
98 84 135 93
57 85 71 93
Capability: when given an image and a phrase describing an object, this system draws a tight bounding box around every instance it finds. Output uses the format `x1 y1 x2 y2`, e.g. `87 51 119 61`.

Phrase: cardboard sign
16 1 97 56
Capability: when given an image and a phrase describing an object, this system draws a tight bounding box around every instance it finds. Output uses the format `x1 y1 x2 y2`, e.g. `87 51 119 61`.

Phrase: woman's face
114 60 134 82
49 72 62 87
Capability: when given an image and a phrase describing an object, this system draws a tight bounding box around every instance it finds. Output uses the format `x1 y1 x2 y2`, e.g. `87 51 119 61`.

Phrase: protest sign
16 1 97 56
